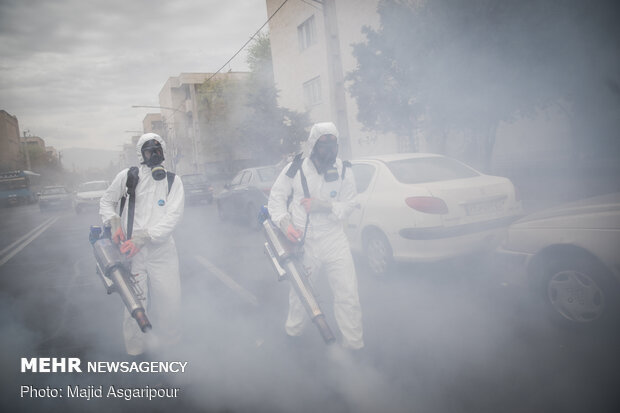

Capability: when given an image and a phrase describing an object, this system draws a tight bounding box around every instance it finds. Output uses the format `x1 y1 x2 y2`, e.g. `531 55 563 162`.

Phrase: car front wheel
531 251 619 329
364 229 394 277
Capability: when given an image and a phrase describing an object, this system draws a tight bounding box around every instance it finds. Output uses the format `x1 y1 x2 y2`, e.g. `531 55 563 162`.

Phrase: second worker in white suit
100 133 185 357
268 122 364 350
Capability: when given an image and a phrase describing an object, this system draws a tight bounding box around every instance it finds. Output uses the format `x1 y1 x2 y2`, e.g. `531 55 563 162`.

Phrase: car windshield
386 157 479 184
78 182 108 192
256 166 277 182
43 187 67 195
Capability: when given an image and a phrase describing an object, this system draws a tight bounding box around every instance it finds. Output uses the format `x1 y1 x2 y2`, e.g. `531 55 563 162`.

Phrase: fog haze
0 0 268 151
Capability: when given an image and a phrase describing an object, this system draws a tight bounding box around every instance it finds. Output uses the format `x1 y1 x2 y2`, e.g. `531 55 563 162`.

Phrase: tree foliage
196 32 310 172
197 75 247 169
347 0 620 167
240 32 310 165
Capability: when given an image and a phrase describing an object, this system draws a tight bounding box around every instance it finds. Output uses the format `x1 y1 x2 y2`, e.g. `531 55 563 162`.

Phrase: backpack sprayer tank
89 226 151 333
259 207 335 345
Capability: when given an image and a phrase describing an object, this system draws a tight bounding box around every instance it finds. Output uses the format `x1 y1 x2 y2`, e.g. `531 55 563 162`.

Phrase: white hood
302 122 339 158
136 133 166 165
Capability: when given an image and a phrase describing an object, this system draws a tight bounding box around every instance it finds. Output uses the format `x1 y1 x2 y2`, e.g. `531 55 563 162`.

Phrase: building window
297 15 316 51
303 76 322 107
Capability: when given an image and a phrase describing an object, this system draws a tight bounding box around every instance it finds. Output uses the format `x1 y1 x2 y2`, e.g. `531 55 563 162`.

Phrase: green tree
197 75 247 173
348 0 620 169
196 32 309 174
241 32 309 165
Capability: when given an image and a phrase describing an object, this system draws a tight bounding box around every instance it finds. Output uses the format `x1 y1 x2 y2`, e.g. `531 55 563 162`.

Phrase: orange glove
279 216 302 243
285 224 303 243
120 232 150 258
109 216 125 244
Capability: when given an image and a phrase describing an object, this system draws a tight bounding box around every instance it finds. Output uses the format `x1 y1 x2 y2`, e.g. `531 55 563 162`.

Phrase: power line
204 0 290 84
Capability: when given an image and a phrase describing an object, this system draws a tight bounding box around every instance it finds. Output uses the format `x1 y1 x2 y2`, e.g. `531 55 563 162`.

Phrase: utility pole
320 0 352 159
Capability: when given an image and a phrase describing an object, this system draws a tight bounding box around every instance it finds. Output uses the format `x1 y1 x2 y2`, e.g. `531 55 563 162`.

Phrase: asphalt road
0 202 618 412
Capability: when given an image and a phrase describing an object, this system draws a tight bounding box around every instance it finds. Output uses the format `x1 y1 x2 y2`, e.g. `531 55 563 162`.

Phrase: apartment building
0 110 22 171
266 0 401 159
157 72 251 176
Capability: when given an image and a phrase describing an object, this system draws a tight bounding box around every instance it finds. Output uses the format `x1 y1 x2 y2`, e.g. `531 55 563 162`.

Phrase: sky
0 0 269 152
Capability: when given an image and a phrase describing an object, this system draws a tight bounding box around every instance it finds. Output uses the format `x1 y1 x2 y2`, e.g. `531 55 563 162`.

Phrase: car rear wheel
364 229 394 277
531 251 619 329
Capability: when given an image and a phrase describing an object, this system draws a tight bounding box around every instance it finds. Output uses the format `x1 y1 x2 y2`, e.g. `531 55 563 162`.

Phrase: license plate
465 199 504 215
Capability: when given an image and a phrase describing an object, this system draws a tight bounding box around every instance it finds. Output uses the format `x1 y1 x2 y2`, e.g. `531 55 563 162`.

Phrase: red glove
285 224 303 243
112 227 125 244
120 240 139 258
120 233 149 258
279 216 302 243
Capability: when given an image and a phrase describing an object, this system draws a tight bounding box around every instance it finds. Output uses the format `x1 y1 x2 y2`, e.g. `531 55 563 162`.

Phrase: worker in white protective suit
268 122 364 350
99 133 184 357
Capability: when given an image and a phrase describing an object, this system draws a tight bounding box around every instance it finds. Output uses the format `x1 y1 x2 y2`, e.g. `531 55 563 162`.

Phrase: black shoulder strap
298 166 310 199
119 167 139 216
286 156 311 208
120 166 139 239
119 168 174 240
286 153 304 178
166 171 175 194
284 153 310 197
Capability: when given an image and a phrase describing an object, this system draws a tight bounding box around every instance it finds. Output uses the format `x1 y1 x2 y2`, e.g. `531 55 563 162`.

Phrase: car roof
239 165 276 173
516 192 620 224
352 152 443 162
80 180 108 185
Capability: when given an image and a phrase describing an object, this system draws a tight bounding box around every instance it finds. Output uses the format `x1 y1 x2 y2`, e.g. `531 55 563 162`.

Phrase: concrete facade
266 0 400 159
266 0 582 174
0 110 22 171
158 72 251 176
23 136 46 150
142 113 164 136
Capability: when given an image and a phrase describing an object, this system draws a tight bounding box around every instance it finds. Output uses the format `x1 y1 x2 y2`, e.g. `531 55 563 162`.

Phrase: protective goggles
141 140 163 158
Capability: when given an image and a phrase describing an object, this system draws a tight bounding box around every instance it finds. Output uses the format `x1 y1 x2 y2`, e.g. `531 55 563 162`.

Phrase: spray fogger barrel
261 215 336 345
89 226 151 333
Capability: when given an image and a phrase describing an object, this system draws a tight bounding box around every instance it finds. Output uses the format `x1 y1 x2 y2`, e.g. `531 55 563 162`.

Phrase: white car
497 192 620 328
346 153 522 276
74 180 109 214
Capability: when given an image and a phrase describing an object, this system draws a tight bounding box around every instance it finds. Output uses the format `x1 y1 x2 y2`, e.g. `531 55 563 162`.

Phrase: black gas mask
311 135 338 179
141 139 166 181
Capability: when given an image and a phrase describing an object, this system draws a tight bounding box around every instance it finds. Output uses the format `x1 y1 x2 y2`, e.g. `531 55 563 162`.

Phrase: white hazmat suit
99 133 185 356
268 122 364 349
